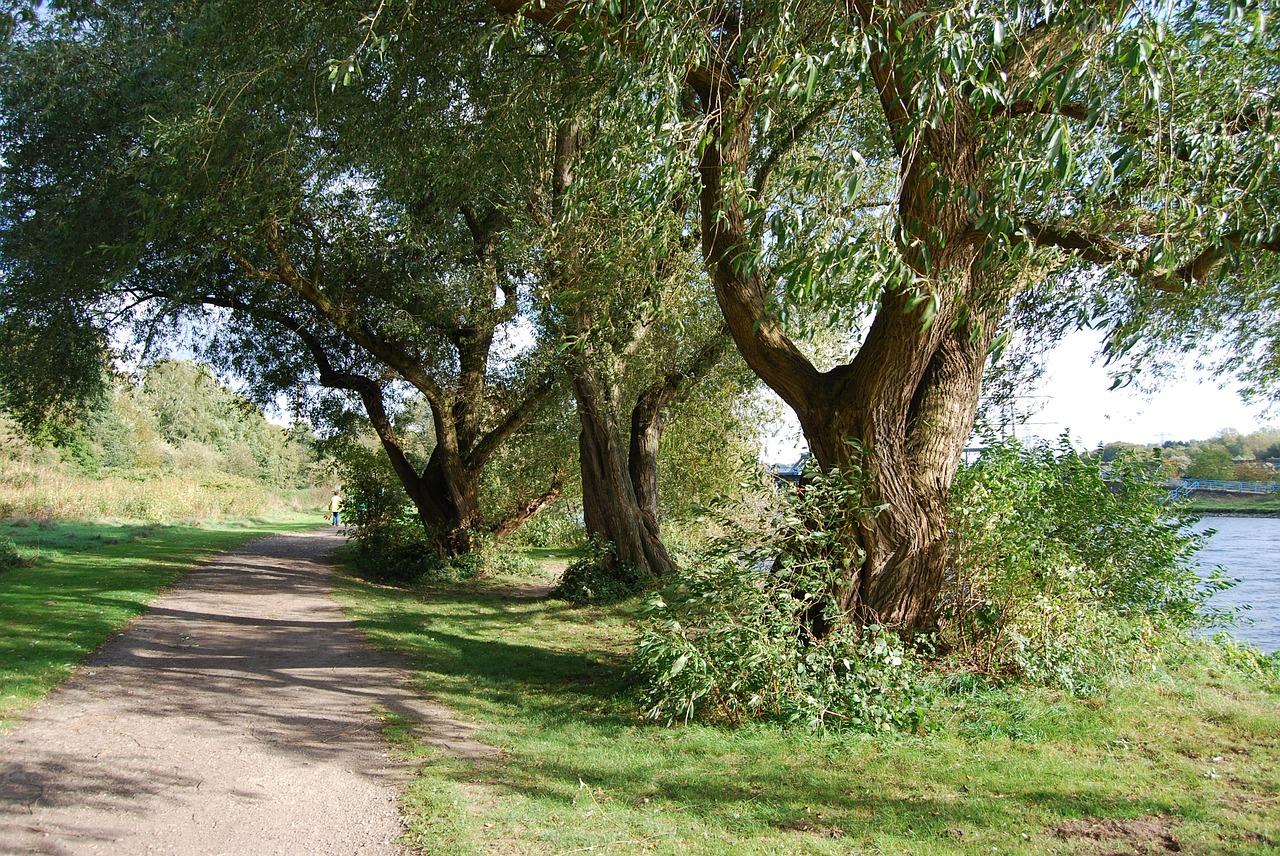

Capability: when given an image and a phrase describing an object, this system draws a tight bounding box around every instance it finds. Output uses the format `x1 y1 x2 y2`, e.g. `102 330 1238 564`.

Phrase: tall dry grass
0 459 325 523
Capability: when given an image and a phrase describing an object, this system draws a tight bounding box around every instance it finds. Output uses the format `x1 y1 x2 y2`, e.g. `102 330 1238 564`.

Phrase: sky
1025 330 1276 449
760 329 1278 464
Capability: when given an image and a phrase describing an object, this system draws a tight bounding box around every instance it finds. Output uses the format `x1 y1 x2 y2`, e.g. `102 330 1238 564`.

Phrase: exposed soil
0 529 491 855
1053 816 1182 854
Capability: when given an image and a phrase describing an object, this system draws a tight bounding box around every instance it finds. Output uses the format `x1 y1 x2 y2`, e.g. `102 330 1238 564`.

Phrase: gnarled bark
573 364 674 577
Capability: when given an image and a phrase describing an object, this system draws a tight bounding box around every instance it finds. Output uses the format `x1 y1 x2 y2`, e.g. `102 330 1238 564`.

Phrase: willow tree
0 1 568 553
475 0 1280 628
541 96 740 576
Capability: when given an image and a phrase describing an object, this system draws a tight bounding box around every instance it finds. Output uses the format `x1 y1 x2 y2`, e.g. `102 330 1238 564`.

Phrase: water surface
1195 516 1280 652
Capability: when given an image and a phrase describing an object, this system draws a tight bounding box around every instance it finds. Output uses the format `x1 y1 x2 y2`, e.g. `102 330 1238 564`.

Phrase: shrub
0 536 32 571
942 438 1231 691
484 544 540 577
335 445 489 585
634 553 929 731
511 501 586 548
549 535 649 604
633 453 929 732
336 446 435 583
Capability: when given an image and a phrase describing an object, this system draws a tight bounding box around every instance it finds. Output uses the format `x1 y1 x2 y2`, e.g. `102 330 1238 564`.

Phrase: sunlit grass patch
336 555 1280 856
0 515 318 728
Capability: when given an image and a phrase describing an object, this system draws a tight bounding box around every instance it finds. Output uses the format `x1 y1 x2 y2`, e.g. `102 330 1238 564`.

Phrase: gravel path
0 528 487 856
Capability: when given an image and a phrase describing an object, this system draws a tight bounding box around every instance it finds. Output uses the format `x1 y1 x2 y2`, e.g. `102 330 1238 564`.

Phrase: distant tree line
1 359 319 490
1092 429 1280 483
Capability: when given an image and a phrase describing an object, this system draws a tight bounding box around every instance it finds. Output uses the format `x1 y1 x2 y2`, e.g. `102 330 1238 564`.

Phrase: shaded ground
0 529 489 855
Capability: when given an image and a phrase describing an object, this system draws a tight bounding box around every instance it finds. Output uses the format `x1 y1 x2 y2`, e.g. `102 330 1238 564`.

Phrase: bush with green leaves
336 445 442 583
549 535 649 604
0 536 32 571
1200 633 1280 693
943 438 1231 691
633 455 929 732
635 556 929 731
335 444 489 585
483 543 540 577
510 501 586 548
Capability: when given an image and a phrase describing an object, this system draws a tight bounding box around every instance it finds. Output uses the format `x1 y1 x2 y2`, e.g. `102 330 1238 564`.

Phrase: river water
1195 516 1280 653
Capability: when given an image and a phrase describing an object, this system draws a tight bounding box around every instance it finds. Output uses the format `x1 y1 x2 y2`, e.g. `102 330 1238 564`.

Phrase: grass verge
0 514 319 729
336 559 1280 856
1188 496 1280 515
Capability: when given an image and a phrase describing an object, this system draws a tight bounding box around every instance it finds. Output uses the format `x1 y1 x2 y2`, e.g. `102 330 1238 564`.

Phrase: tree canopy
467 0 1280 627
3 0 1278 630
0 1 581 551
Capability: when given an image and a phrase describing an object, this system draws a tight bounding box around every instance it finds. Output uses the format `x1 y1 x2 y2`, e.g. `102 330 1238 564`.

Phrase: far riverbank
1188 497 1280 517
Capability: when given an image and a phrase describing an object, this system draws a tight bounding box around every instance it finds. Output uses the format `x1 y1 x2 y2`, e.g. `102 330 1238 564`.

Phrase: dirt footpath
0 529 483 855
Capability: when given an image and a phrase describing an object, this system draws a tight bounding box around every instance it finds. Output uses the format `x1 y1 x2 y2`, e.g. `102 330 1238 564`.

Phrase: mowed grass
337 561 1280 856
1188 496 1280 515
0 515 319 728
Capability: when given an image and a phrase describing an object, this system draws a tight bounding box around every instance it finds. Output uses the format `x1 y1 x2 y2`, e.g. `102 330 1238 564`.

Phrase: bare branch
491 466 567 540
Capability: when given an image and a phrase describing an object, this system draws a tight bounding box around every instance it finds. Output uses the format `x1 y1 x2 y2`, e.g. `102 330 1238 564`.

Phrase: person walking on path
328 489 343 526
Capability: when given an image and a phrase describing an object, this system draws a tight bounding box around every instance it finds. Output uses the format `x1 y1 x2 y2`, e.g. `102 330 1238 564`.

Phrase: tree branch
1020 220 1280 293
491 466 567 540
751 101 839 199
254 220 453 411
485 0 727 97
463 365 561 471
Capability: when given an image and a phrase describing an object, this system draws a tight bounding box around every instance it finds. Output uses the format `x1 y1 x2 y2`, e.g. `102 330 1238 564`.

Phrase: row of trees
1 360 317 488
1095 429 1280 482
3 0 1278 632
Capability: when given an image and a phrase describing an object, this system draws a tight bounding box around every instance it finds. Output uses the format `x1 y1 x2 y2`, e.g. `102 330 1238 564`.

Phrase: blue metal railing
1166 478 1280 495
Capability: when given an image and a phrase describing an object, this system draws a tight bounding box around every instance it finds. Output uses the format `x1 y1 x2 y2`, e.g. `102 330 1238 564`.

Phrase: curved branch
464 366 560 471
1019 220 1280 293
252 221 453 411
751 100 839 198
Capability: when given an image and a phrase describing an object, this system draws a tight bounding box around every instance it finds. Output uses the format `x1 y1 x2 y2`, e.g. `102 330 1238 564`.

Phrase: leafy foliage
333 441 491 584
943 439 1232 691
510 501 586 549
1 360 313 488
1186 447 1237 481
549 535 648 605
335 445 439 584
633 459 928 731
0 308 108 441
635 555 929 731
0 535 32 571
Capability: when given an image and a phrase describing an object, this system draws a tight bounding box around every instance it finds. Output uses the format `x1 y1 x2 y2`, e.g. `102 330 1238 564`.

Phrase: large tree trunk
416 445 482 555
573 367 675 578
795 299 999 629
357 386 481 557
628 333 731 555
690 67 1002 631
628 382 667 553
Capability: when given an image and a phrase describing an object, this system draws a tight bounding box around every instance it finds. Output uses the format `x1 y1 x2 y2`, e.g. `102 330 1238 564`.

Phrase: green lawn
1188 496 1280 515
0 515 318 728
337 560 1280 856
